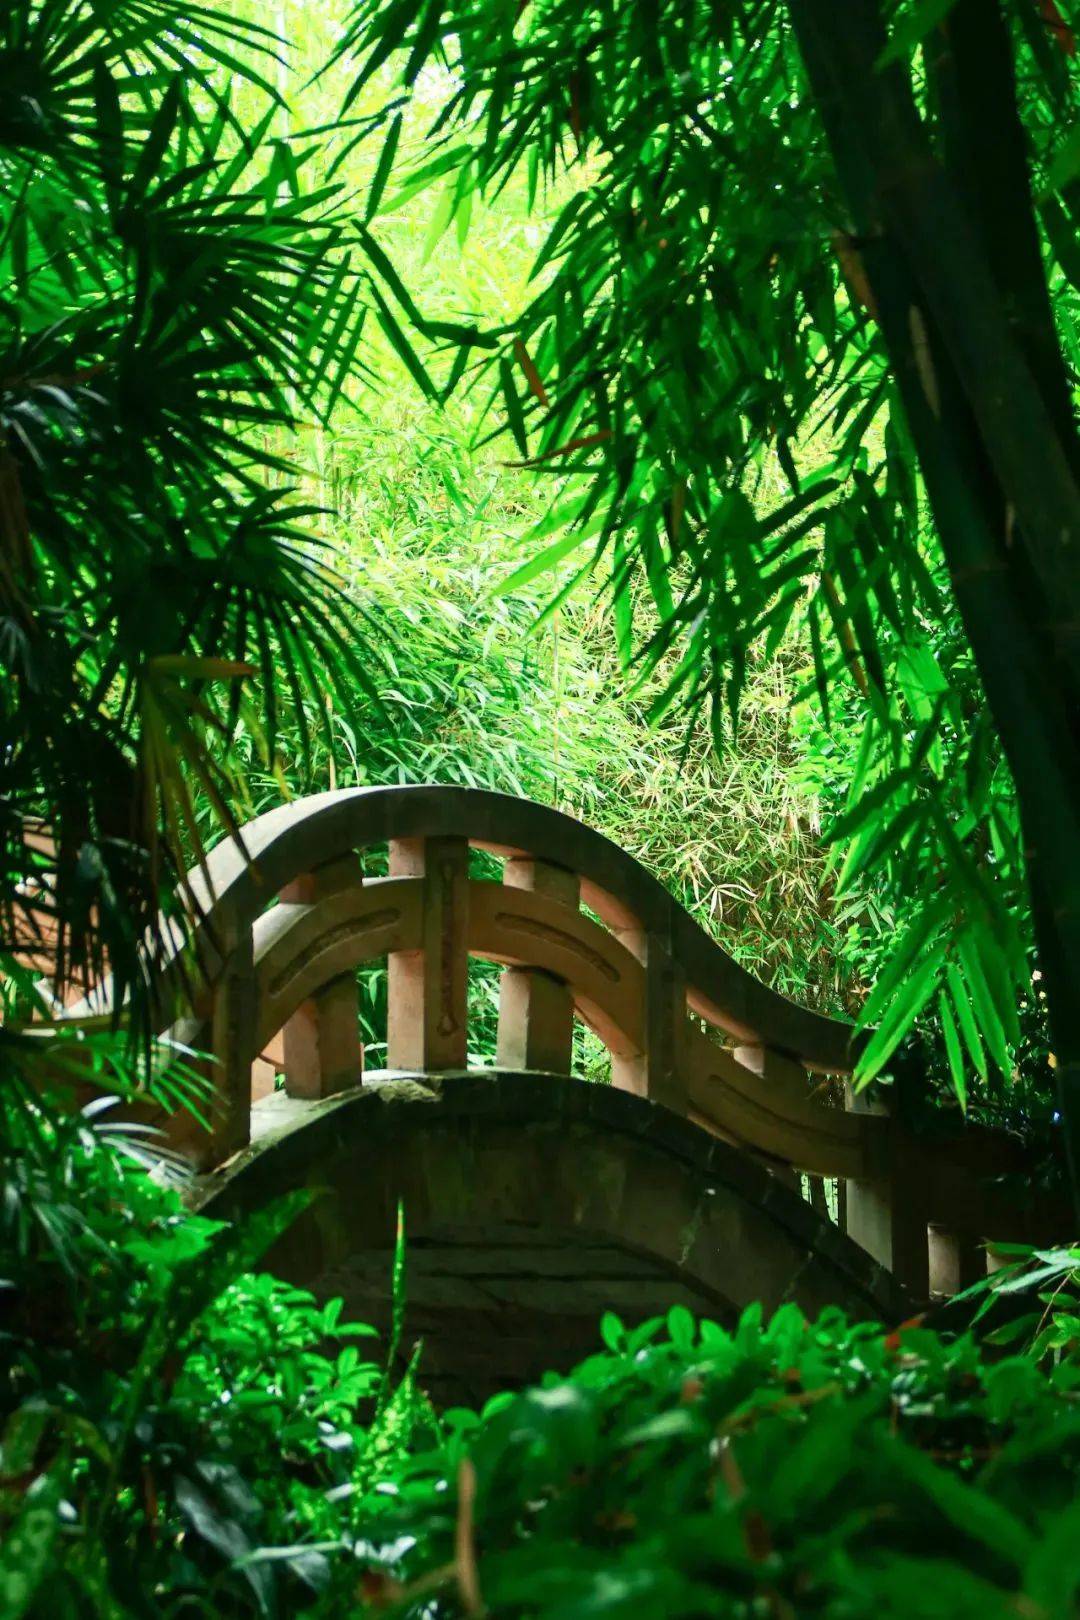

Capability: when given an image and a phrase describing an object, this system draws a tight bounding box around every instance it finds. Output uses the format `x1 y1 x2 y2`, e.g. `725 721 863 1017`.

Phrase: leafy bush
0 1091 432 1618
969 1243 1080 1364
352 1305 1080 1619
5 1089 1080 1618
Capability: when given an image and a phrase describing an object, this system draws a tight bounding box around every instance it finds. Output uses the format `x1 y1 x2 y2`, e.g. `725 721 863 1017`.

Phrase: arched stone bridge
63 786 1061 1400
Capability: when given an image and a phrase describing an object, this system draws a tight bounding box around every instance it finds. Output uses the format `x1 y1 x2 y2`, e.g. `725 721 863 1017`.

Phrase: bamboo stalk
787 0 1080 1217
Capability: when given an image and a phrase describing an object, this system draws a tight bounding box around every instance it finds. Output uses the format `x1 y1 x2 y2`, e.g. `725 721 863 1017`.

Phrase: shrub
5 1098 1080 1618
0 1090 432 1618
352 1303 1080 1619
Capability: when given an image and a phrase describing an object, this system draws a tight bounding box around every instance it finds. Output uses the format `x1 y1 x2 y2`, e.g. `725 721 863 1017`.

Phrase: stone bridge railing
52 786 1058 1298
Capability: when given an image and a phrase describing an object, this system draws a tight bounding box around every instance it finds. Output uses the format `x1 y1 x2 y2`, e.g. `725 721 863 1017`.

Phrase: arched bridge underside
199 1072 908 1407
44 784 1068 1399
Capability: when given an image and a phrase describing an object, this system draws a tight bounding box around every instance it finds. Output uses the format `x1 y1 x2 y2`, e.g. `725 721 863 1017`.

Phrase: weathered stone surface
198 1073 909 1408
496 857 579 1073
387 836 469 1071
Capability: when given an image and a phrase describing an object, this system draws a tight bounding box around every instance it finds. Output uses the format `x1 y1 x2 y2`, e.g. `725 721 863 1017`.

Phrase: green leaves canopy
0 0 377 1026
337 0 1080 1102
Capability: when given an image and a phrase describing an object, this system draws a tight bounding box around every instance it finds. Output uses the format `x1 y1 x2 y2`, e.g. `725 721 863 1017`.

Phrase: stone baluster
843 1080 930 1299
387 835 469 1070
611 917 688 1115
496 856 580 1073
278 854 364 1099
732 1044 809 1192
928 1225 985 1296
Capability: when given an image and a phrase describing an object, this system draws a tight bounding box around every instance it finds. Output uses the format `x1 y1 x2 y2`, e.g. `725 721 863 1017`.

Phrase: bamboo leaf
938 989 967 1111
877 0 963 67
367 112 404 220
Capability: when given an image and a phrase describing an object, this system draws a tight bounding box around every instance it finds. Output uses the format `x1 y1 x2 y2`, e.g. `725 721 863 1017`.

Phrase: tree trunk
787 0 1080 1216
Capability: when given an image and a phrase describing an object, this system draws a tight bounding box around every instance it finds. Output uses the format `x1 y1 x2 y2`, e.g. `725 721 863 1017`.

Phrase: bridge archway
199 1071 908 1407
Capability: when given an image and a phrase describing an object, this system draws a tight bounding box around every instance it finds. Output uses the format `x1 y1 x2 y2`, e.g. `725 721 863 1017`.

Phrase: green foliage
969 1243 1080 1363
8 0 1063 1116
4 5 1078 1617
0 0 375 1027
7 1094 1080 1619
191 2 859 1022
2 0 873 1080
329 0 1080 1111
0 1088 434 1618
351 1304 1080 1619
237 399 855 1014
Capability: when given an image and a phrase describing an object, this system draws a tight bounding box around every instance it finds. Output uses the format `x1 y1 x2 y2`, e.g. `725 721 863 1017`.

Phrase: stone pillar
732 1044 808 1192
279 854 364 1099
496 857 580 1073
611 921 687 1115
844 1081 929 1299
928 1225 985 1296
387 835 469 1071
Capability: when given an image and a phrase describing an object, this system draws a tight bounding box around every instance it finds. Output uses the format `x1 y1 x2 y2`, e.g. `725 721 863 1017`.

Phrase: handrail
180 785 860 1072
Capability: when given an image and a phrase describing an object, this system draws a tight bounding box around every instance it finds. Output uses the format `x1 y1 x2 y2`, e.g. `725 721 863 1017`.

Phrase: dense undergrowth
363 1303 1080 1620
4 1104 1080 1619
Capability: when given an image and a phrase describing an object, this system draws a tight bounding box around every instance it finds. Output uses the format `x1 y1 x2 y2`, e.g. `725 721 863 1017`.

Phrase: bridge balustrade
77 783 1044 1301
